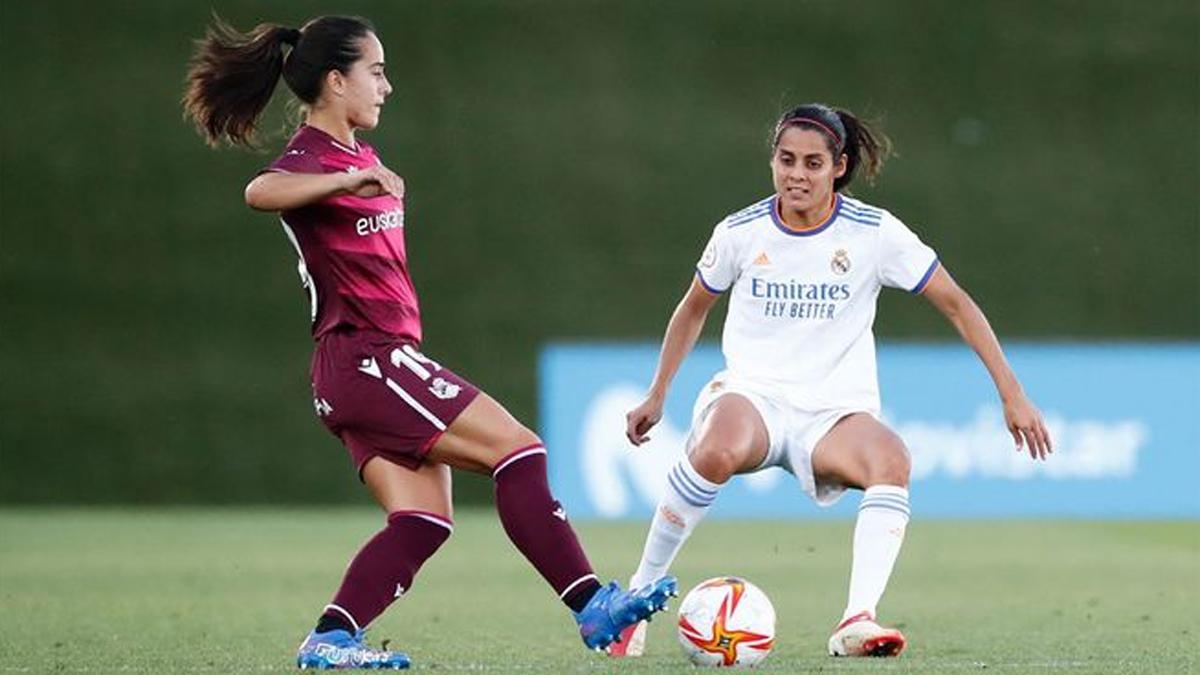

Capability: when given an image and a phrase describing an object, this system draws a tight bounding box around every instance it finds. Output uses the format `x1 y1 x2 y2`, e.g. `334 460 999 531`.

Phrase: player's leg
428 392 676 650
630 393 769 589
298 457 453 670
810 413 910 657
614 394 768 657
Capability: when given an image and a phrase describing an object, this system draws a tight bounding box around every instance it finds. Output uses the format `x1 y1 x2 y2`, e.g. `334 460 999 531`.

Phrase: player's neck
304 111 357 149
779 192 837 231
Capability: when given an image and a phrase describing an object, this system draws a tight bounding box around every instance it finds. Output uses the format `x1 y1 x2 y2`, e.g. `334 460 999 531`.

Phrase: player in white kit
612 104 1052 658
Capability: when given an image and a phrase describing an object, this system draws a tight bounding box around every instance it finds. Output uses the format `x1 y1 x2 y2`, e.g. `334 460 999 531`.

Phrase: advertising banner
540 343 1199 519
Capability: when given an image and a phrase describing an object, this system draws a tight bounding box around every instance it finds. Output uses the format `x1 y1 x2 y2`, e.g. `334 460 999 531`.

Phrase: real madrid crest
831 249 851 275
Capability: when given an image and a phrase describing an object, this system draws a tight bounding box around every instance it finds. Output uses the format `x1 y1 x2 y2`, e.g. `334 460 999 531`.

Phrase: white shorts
685 372 879 507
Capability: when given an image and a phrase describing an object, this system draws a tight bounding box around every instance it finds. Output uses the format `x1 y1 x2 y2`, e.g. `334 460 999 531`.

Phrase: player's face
340 33 392 131
771 128 846 216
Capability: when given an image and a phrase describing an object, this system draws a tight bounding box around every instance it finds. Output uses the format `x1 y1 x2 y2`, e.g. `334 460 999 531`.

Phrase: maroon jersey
263 125 420 342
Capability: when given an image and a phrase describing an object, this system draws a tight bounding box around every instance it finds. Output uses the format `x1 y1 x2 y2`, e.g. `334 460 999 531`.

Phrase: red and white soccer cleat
608 620 647 657
827 611 906 657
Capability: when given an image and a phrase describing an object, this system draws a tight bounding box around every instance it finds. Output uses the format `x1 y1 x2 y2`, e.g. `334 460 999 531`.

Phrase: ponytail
183 16 297 147
773 104 893 192
183 15 376 147
834 109 891 192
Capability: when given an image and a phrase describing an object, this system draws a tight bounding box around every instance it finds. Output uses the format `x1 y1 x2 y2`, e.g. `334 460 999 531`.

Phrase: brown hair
772 104 892 192
182 15 374 147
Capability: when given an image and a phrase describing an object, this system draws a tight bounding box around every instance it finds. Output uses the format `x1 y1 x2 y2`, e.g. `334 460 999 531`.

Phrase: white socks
629 458 721 589
842 485 910 622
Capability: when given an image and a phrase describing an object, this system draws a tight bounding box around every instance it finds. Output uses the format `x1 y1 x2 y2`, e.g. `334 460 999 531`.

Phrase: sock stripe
860 495 910 511
860 502 911 517
558 573 599 600
672 464 718 498
389 510 455 533
323 604 361 632
668 470 714 508
492 445 547 478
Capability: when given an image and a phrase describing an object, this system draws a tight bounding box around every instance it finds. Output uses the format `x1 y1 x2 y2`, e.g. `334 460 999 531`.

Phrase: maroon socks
319 510 452 632
317 444 600 635
492 444 601 612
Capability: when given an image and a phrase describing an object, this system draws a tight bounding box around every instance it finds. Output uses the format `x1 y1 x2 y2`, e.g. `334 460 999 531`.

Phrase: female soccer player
182 15 674 670
614 104 1052 658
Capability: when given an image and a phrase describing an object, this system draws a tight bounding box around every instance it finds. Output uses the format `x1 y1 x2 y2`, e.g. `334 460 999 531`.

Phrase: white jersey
695 193 938 412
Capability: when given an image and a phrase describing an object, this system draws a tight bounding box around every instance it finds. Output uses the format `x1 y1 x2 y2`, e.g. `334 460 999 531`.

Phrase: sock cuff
492 444 547 479
668 459 720 508
863 484 908 499
680 456 723 491
387 509 455 533
860 484 910 518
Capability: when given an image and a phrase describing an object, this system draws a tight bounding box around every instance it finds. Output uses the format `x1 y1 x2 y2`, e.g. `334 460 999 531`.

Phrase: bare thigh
810 413 911 490
426 393 541 474
687 393 771 484
362 456 454 518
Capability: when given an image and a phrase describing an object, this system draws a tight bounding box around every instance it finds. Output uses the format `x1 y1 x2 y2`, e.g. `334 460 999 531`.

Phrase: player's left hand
1004 393 1052 460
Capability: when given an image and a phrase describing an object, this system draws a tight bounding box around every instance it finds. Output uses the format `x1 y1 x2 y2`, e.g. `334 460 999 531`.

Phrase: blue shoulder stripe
841 200 883 218
840 212 881 227
726 195 774 218
726 207 771 228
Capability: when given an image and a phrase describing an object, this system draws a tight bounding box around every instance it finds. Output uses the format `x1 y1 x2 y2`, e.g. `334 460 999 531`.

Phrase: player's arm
626 277 721 446
920 264 1052 460
244 165 405 212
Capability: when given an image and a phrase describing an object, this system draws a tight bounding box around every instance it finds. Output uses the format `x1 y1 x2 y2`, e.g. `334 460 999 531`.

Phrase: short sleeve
260 147 323 176
877 213 939 293
695 221 740 294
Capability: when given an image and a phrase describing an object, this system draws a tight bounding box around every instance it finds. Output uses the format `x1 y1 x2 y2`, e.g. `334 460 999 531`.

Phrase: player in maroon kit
183 15 675 670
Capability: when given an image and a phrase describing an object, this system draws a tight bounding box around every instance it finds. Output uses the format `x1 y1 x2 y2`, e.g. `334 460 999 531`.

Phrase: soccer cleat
296 629 411 670
575 577 677 652
827 611 906 657
608 620 648 657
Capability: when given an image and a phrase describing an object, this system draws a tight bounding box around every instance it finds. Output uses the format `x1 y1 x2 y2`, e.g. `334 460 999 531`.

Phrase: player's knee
866 439 911 487
507 425 542 453
490 424 543 464
689 442 741 484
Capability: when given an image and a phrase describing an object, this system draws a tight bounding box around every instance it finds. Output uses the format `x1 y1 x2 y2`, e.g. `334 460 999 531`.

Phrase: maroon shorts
311 329 480 475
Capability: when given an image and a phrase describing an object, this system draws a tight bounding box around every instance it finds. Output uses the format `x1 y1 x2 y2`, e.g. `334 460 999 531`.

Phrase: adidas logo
753 252 771 266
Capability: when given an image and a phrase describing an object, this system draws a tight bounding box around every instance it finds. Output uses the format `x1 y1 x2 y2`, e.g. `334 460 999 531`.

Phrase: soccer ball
677 576 776 667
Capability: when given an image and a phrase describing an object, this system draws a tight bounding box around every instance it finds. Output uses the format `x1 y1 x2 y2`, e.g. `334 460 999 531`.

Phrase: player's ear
834 154 848 179
325 69 346 97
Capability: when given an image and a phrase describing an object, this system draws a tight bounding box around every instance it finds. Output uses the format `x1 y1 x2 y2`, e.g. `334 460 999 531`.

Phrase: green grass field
0 509 1195 673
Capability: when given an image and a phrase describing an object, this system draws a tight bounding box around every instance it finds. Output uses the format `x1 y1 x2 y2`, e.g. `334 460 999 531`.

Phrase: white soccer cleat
827 611 906 657
608 620 647 657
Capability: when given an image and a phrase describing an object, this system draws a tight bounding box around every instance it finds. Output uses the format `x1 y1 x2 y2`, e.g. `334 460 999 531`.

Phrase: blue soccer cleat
296 628 410 670
575 577 678 652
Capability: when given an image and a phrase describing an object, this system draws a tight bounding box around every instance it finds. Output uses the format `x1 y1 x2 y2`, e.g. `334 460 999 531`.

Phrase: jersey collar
771 193 842 237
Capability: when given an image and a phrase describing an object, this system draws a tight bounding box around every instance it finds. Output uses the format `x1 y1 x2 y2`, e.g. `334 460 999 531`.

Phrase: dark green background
1 1 1196 504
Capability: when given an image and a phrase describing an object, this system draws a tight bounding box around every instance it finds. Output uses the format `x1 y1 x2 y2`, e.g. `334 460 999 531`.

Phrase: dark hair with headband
772 104 892 192
183 14 375 146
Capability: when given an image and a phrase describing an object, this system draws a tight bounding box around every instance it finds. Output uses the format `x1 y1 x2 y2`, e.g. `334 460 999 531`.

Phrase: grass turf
0 509 1195 673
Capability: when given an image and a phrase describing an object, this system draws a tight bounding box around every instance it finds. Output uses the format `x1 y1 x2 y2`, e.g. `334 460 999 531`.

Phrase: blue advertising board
540 343 1199 519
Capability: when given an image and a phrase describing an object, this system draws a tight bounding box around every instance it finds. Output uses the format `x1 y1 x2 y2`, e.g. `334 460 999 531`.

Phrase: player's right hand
625 397 664 447
344 164 406 198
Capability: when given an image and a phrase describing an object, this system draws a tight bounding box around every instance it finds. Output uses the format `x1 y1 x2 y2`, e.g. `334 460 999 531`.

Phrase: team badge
429 377 461 400
831 249 851 275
